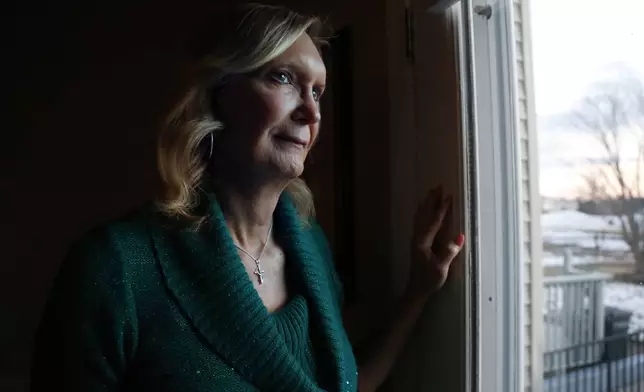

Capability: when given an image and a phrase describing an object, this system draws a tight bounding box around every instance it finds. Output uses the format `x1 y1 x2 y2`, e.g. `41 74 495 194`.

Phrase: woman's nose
292 93 321 125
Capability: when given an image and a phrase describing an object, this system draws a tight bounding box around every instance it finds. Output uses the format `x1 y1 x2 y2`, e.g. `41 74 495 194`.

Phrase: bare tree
566 72 644 275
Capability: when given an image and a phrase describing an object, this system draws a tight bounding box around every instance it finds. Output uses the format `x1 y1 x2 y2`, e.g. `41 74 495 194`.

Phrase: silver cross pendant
254 265 265 285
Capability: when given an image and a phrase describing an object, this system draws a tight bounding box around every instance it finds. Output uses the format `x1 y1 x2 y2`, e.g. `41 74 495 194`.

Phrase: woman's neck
212 175 287 250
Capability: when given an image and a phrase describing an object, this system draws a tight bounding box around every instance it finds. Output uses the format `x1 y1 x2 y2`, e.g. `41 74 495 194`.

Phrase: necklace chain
234 221 273 285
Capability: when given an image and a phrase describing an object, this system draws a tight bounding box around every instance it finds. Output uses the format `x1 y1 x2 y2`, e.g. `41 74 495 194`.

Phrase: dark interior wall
378 1 467 391
3 0 390 388
389 4 467 391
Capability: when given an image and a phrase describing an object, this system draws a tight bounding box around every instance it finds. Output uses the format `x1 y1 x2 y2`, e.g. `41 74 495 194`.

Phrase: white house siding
512 0 544 391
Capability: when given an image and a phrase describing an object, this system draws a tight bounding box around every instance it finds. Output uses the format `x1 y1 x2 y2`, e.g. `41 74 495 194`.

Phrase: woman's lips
274 134 308 146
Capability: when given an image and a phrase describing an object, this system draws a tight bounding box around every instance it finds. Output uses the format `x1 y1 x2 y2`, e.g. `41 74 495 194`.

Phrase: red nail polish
455 234 465 247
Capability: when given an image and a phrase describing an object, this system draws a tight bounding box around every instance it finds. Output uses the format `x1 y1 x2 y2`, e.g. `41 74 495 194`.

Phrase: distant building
578 198 644 216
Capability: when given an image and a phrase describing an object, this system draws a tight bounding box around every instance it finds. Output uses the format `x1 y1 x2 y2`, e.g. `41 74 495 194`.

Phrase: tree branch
565 73 644 268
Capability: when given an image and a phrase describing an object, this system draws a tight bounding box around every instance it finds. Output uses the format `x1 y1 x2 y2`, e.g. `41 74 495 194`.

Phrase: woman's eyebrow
283 62 326 86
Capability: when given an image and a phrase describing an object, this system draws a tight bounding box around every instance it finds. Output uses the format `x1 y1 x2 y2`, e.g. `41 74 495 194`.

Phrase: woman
30 3 465 392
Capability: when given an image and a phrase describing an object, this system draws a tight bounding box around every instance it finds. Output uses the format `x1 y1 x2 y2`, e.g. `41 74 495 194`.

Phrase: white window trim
459 1 525 392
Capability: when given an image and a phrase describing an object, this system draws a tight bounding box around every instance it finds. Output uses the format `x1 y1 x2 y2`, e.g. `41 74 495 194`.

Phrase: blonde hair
155 3 327 225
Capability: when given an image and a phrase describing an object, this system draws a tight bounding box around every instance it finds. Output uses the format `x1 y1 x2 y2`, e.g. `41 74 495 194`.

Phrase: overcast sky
531 0 644 198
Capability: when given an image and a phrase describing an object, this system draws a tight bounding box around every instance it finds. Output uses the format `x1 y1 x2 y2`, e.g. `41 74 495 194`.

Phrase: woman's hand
353 185 465 392
407 185 465 299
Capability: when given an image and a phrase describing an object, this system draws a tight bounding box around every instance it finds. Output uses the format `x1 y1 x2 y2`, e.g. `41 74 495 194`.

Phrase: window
469 0 644 391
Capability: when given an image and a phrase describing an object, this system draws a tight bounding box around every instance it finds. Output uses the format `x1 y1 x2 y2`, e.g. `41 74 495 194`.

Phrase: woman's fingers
417 186 440 217
414 186 439 238
433 194 454 252
436 233 466 267
420 194 452 248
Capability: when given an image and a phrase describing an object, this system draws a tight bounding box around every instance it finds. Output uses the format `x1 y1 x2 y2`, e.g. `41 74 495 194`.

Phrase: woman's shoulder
45 202 164 324
73 202 153 249
33 205 157 387
64 201 164 274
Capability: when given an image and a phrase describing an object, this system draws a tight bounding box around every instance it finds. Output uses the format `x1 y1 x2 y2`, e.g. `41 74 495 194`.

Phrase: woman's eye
271 72 291 84
312 88 322 102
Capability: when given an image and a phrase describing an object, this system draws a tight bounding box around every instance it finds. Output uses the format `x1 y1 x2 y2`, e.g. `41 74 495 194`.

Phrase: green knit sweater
30 192 358 392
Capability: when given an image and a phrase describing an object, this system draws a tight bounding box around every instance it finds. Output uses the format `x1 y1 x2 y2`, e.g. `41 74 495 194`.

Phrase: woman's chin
271 160 305 181
280 164 305 180
265 151 305 177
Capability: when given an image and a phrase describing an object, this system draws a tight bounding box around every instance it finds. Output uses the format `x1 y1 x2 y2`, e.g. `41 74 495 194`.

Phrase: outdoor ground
542 209 644 334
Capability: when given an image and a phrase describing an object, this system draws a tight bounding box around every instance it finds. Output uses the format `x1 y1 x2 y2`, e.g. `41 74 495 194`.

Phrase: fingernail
455 233 465 247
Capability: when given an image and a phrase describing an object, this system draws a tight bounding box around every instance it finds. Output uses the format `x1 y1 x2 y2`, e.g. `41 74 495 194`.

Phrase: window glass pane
527 1 644 390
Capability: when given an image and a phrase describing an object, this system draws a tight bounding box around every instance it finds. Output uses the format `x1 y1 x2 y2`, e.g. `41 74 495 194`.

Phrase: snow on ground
543 233 630 252
542 253 599 266
604 282 644 334
541 209 644 340
541 210 632 261
542 210 623 233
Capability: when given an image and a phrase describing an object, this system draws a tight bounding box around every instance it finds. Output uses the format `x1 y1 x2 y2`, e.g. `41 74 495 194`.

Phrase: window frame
460 1 525 391
426 1 526 390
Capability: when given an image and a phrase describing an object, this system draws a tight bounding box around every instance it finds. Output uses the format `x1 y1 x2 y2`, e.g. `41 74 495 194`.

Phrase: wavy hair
155 3 327 225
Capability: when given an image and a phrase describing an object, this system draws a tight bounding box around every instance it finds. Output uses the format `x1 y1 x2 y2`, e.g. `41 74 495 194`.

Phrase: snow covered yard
542 210 634 267
543 210 630 253
541 209 644 337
